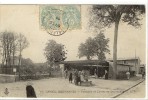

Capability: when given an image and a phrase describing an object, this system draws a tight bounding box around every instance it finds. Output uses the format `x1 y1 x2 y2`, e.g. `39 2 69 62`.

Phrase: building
108 62 136 79
139 64 145 74
59 60 109 78
107 57 141 74
59 58 139 79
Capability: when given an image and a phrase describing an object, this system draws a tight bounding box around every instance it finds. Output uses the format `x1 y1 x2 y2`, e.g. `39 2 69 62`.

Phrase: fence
20 74 50 80
0 66 63 81
0 67 17 75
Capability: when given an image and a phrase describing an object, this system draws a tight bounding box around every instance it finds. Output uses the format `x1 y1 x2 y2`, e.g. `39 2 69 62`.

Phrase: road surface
117 80 145 98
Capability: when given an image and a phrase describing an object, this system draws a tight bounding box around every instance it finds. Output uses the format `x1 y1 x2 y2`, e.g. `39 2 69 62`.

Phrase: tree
17 33 29 80
89 5 145 79
94 32 110 61
78 37 96 60
20 58 35 79
0 31 18 67
0 31 29 77
78 33 110 61
44 40 67 67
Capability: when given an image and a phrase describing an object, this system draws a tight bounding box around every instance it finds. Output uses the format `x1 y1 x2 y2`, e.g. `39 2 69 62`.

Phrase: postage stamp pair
40 5 81 36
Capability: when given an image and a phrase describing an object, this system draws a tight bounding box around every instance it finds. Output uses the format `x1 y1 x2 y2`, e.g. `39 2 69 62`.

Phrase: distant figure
142 71 145 79
126 71 130 80
64 69 68 79
26 81 37 98
74 70 79 85
84 73 89 82
80 72 85 82
69 72 73 83
77 71 81 85
94 69 97 79
105 70 108 80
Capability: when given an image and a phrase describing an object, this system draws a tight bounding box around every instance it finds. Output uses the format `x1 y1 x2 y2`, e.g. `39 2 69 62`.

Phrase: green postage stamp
40 5 81 36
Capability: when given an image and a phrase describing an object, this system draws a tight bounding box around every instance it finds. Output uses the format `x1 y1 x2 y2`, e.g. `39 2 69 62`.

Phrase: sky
0 5 146 64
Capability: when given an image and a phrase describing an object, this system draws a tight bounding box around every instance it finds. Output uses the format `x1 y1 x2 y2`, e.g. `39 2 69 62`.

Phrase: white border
0 0 147 99
144 0 148 99
0 0 147 4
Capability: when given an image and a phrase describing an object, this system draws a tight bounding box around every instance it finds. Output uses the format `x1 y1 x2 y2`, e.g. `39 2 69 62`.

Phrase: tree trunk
113 19 120 79
2 47 5 67
18 53 21 81
13 51 15 65
18 42 22 81
12 43 16 66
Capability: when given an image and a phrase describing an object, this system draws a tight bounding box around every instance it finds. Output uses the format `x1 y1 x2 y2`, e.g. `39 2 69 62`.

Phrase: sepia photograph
0 4 146 98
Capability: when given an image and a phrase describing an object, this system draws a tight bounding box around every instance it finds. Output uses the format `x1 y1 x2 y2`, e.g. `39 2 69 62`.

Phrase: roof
60 60 109 66
117 64 133 66
107 57 140 61
140 64 145 67
109 62 134 67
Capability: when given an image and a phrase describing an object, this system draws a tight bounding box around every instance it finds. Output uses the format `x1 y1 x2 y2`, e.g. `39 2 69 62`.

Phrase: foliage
17 33 29 79
94 32 110 61
78 37 96 60
89 5 145 30
0 31 29 67
20 58 35 76
34 63 49 74
17 34 29 55
44 40 67 66
78 32 110 61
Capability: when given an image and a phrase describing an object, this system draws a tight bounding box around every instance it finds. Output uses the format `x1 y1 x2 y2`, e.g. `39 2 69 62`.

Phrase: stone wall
0 74 18 83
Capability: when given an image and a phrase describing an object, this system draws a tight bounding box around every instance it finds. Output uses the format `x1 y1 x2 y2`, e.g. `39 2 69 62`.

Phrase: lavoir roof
60 60 109 66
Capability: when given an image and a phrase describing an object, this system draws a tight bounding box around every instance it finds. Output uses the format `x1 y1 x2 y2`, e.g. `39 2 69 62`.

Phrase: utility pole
135 49 138 75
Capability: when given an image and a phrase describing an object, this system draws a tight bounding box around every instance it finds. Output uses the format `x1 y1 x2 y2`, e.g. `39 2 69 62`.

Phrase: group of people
65 69 89 86
126 70 145 80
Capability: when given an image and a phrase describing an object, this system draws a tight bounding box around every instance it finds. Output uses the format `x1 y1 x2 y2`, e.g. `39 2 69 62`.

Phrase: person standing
105 70 108 80
26 81 37 98
74 69 78 85
77 71 81 85
69 72 73 83
142 71 145 79
94 69 97 79
126 71 130 80
64 69 68 79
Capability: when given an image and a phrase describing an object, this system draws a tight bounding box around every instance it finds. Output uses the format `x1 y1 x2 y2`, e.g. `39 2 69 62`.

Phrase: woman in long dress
26 81 37 98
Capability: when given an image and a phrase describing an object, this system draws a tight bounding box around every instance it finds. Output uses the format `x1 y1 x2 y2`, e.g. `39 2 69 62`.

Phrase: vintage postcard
0 4 146 98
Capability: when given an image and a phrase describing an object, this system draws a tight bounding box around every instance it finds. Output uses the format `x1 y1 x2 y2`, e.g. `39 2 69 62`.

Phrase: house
107 57 141 74
108 62 136 79
139 64 145 74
